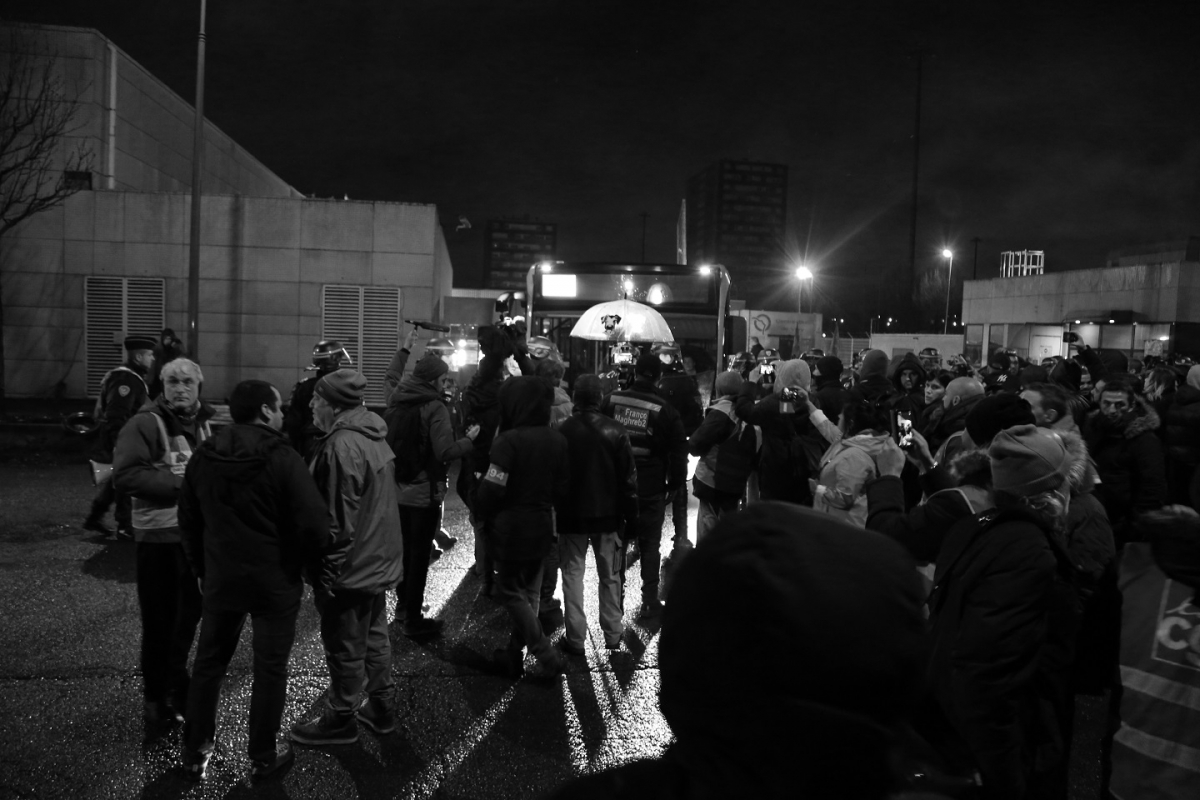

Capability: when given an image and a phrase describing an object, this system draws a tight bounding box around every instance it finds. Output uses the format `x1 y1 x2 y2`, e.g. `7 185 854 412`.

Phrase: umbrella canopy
569 299 675 343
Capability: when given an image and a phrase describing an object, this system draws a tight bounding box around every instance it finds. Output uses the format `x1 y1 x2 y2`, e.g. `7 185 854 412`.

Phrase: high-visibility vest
131 412 210 543
1110 542 1200 800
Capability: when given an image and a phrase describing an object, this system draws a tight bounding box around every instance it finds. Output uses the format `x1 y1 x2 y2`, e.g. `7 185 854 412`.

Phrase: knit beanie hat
413 353 449 383
315 368 367 406
773 359 811 395
989 424 1070 495
715 370 743 397
858 349 889 380
815 355 843 380
965 393 1035 446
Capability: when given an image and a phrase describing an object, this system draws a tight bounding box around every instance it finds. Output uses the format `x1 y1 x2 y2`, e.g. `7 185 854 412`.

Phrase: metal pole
907 50 924 311
942 253 953 335
187 0 207 360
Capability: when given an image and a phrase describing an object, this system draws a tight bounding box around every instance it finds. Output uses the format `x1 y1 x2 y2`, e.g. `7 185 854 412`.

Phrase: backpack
384 398 434 484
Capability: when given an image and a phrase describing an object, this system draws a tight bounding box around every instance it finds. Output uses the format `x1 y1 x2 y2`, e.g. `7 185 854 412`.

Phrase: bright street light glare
942 249 953 258
699 264 712 276
538 261 553 272
795 265 813 280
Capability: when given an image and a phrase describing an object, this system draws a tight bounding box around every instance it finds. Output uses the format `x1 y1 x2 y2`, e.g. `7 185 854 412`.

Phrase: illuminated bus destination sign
536 270 712 307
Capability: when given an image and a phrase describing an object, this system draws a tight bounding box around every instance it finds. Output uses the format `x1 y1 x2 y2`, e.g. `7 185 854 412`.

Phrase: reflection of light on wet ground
404 685 518 800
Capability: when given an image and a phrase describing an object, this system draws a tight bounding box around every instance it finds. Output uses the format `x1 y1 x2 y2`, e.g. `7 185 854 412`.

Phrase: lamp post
941 248 953 335
187 0 207 360
795 265 814 313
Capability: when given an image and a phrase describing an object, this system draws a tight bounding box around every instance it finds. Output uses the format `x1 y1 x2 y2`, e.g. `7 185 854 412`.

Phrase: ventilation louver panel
84 277 165 397
321 285 401 407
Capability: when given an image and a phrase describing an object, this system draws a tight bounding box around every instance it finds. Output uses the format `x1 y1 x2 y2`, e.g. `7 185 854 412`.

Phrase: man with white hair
114 357 213 729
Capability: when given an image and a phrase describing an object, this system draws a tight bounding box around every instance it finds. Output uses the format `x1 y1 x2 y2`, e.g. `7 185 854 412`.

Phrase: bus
524 261 732 402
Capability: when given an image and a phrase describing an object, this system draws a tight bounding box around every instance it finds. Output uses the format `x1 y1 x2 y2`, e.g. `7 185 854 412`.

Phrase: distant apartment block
484 219 557 290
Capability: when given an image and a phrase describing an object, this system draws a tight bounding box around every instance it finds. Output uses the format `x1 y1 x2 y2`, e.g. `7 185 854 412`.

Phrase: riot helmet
527 336 556 361
919 347 941 370
654 342 683 372
309 339 353 372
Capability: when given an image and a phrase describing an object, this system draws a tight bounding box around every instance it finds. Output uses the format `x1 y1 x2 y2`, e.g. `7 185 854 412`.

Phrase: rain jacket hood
858 349 890 381
323 403 388 442
889 351 927 392
499 375 552 430
391 373 442 407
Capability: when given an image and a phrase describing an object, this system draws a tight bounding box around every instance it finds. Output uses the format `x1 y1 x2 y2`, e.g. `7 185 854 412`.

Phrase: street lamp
941 248 953 335
795 265 814 313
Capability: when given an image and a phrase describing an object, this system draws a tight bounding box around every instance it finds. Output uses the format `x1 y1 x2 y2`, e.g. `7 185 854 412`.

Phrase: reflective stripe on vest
132 413 210 534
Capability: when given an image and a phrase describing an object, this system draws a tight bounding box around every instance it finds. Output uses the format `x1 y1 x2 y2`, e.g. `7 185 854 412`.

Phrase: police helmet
799 348 823 364
758 348 781 365
654 342 683 369
310 339 353 370
528 336 556 360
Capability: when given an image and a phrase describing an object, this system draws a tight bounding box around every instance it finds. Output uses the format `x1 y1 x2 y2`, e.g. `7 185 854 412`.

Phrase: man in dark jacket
928 376 984 454
926 426 1082 799
285 339 354 461
556 375 639 654
1163 364 1200 506
148 327 186 398
85 334 156 539
735 359 841 507
476 376 570 678
543 503 928 800
812 354 847 426
889 351 927 417
1084 376 1166 545
856 349 896 406
389 354 479 639
113 357 212 728
690 371 761 542
177 380 332 781
290 369 404 746
655 343 704 553
601 352 688 618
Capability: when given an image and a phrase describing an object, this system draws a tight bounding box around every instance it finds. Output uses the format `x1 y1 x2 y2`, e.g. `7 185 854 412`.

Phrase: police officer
654 343 703 553
601 351 687 618
84 334 157 539
285 339 352 460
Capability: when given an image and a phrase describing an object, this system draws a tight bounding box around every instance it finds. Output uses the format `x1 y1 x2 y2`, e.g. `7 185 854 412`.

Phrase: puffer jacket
1060 430 1115 594
309 405 403 595
1163 385 1200 467
179 423 332 613
476 376 570 560
556 402 638 535
388 374 474 507
1083 397 1166 536
812 432 892 527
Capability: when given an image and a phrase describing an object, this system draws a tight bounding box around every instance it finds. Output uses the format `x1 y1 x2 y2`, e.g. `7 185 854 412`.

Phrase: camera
779 386 807 414
895 412 914 448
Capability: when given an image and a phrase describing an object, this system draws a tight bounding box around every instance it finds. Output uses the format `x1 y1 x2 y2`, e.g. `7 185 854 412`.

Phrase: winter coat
556 403 639 535
476 376 570 561
388 374 474 507
548 385 573 428
689 397 761 500
657 371 705 436
929 394 981 454
308 405 403 595
178 423 332 614
92 364 151 461
1083 397 1166 535
812 374 848 426
1163 385 1200 468
601 377 688 497
812 432 892 527
733 382 841 505
381 345 412 408
927 507 1083 800
888 352 927 416
1059 431 1115 595
866 449 994 564
113 396 214 544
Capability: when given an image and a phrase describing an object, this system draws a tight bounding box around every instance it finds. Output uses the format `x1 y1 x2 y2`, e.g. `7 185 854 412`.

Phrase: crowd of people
78 326 1200 798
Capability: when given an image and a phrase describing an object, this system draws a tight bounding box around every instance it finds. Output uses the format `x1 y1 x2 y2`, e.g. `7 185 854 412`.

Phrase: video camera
779 386 808 415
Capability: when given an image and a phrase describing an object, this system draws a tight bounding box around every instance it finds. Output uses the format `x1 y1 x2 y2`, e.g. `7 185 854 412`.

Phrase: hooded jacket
812 432 892 527
476 376 570 560
888 352 927 415
388 373 474 507
309 405 403 595
556 399 639 535
178 423 332 613
1083 396 1166 534
1163 383 1200 468
689 397 762 499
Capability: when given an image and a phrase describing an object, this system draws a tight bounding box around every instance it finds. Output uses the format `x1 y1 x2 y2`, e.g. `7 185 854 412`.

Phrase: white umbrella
569 299 675 342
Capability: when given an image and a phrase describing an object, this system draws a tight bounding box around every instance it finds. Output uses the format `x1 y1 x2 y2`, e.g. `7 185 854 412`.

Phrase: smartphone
1062 331 1080 343
895 411 914 448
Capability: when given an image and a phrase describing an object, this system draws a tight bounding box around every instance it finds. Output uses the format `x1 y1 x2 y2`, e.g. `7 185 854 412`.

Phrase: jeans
315 590 393 715
136 542 202 704
559 532 623 648
183 605 298 761
631 493 666 603
494 557 552 660
398 504 437 618
696 492 740 543
670 481 690 544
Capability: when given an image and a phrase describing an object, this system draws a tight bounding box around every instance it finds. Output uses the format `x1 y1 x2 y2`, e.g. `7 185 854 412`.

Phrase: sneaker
638 598 664 620
290 709 358 746
493 647 524 679
403 616 444 640
82 518 112 537
144 699 184 726
355 697 396 735
250 742 294 781
181 746 211 781
559 639 585 657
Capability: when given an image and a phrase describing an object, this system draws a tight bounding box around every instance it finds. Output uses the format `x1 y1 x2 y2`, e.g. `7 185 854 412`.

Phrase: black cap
965 393 1035 447
635 351 662 380
123 334 157 352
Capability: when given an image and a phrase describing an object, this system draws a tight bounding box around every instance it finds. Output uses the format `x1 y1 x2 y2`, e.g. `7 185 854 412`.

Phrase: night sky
6 1 1200 327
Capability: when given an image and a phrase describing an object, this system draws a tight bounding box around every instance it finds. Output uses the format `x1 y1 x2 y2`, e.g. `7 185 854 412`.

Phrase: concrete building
484 219 556 291
1 24 452 405
962 237 1199 365
686 160 788 307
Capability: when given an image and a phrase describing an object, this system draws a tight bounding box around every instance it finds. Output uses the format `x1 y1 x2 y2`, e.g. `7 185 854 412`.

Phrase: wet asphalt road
0 457 1106 799
0 460 676 799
